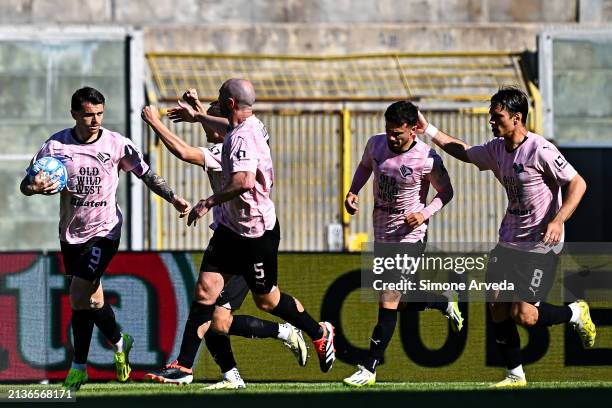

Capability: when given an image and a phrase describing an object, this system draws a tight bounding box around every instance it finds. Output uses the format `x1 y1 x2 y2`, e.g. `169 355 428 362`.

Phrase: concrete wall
0 0 599 24
0 0 611 54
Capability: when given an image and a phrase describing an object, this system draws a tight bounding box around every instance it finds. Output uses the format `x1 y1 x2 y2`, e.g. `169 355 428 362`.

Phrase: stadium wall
1 251 610 383
1 1 611 55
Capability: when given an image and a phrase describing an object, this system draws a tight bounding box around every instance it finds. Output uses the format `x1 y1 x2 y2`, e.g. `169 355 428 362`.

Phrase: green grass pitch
2 382 612 407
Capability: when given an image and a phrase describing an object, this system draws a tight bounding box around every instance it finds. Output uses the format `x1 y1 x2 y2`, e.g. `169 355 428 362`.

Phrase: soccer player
342 101 461 387
141 93 308 389
418 86 595 387
170 78 336 373
19 87 190 390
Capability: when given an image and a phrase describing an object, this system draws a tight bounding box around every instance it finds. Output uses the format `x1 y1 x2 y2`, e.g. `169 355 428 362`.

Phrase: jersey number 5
254 262 265 280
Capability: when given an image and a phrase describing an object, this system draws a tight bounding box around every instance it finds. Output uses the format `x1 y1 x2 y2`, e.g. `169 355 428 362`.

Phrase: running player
172 78 336 373
342 101 461 387
141 93 307 388
418 86 595 387
19 86 190 390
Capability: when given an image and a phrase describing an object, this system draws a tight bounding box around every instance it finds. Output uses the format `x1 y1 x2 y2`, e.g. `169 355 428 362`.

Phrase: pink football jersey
360 134 452 243
219 116 276 238
467 132 577 252
28 127 149 244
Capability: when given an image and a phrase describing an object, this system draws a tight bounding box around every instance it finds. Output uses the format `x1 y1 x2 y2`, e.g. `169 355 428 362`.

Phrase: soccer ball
28 156 68 193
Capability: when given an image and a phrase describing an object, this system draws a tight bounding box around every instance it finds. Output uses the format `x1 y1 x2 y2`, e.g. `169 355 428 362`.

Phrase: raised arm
417 111 472 163
167 100 229 136
141 105 205 166
181 88 207 113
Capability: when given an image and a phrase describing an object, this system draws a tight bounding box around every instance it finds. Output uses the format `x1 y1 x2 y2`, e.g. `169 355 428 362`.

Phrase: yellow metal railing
143 51 542 251
146 51 525 104
341 108 352 250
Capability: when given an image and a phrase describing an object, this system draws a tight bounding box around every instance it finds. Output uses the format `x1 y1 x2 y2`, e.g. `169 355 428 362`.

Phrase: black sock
424 292 449 312
71 309 94 364
402 302 427 312
491 318 522 370
270 292 322 340
176 302 215 369
228 315 279 338
535 302 572 327
204 331 236 373
365 308 397 373
91 303 121 345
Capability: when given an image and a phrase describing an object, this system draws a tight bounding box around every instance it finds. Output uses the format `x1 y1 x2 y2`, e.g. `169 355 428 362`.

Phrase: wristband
424 123 439 138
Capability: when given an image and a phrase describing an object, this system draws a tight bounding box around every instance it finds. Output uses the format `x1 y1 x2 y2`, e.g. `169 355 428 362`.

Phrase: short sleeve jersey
466 132 577 252
27 127 149 244
219 116 276 238
360 134 447 243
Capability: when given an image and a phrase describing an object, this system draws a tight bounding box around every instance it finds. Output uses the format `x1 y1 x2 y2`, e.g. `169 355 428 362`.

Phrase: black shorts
60 237 120 284
201 221 280 294
485 244 559 303
216 275 250 310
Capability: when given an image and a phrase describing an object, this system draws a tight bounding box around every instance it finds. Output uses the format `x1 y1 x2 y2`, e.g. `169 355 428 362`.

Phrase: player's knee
211 317 231 334
210 308 232 334
70 293 94 310
255 297 276 312
194 281 218 305
253 289 280 312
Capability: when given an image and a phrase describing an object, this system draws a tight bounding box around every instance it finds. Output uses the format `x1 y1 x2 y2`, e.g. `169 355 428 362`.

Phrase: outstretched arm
167 100 229 136
181 88 207 113
417 111 472 163
142 105 205 166
140 169 190 216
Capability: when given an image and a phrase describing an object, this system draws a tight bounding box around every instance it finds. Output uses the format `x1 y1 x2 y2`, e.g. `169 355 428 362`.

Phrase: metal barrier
146 51 524 103
144 52 537 251
147 109 505 251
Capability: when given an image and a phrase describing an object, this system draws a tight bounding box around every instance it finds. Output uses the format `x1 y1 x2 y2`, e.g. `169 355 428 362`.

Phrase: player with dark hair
343 100 460 387
20 86 190 390
418 86 595 387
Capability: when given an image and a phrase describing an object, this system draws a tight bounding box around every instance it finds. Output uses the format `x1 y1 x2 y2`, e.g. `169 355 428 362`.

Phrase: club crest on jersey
96 152 111 164
512 163 525 174
399 164 413 178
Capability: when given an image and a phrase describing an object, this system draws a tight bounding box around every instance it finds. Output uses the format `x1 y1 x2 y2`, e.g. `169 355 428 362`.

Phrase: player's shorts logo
399 165 413 178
